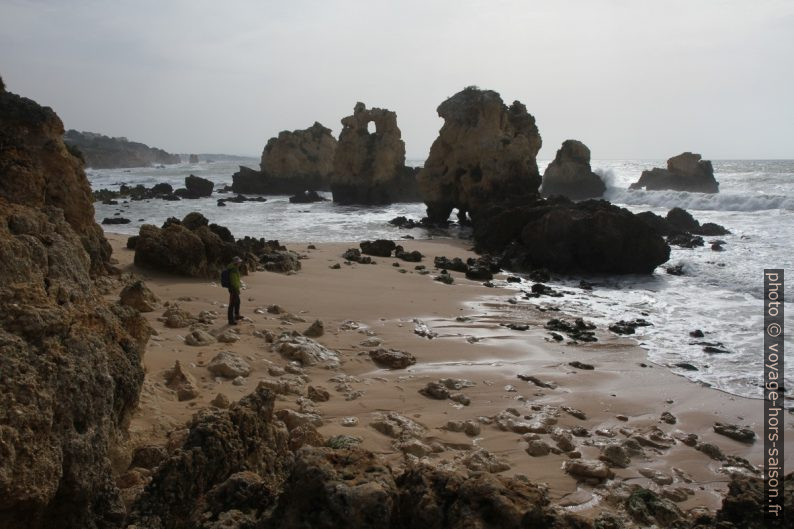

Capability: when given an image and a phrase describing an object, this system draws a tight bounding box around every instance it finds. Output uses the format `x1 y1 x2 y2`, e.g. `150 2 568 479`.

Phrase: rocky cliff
331 102 421 204
630 152 719 193
0 77 148 528
541 139 606 200
418 87 542 223
64 130 181 169
231 122 337 195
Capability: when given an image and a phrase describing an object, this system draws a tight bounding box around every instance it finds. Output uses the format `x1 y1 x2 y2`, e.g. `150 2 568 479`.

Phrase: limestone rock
119 280 158 312
418 87 542 223
185 329 216 346
370 411 426 440
207 351 251 378
127 385 293 527
180 174 214 198
260 122 337 191
630 152 719 193
272 332 340 368
0 82 147 527
541 139 606 200
303 319 324 338
369 348 417 369
164 361 199 401
231 122 337 195
331 102 421 204
564 459 615 480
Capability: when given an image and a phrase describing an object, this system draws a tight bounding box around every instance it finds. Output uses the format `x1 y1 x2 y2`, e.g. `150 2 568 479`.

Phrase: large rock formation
331 102 421 204
231 122 337 195
0 77 148 528
261 122 336 190
131 213 299 278
63 130 180 169
541 139 606 200
630 152 719 193
1 86 111 274
472 196 670 274
418 87 543 223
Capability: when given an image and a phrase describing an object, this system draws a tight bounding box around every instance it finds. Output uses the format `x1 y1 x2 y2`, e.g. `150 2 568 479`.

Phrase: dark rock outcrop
418 87 542 223
289 190 327 203
0 80 148 529
630 152 719 193
63 130 180 169
133 213 248 278
331 102 421 204
473 196 670 274
636 208 731 241
541 139 605 200
174 175 213 199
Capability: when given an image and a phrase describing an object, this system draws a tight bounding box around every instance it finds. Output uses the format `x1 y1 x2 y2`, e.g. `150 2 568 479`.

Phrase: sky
1 0 793 159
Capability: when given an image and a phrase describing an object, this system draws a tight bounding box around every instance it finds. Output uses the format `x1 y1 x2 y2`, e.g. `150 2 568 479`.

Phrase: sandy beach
103 233 783 517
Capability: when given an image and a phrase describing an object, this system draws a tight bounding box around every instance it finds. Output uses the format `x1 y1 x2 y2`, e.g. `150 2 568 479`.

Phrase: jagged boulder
630 152 719 193
541 139 605 200
0 80 148 528
418 87 543 223
119 280 159 312
473 196 670 274
132 213 266 278
331 102 420 204
127 384 293 529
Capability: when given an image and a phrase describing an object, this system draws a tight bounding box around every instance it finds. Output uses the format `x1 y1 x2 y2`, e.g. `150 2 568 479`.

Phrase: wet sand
105 233 786 517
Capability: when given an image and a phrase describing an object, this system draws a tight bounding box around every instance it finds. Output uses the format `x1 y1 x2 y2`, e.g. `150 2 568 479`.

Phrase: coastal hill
64 129 181 169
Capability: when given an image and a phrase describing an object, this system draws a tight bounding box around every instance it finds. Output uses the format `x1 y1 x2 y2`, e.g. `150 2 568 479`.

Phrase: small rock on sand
273 332 340 368
185 329 215 346
207 351 251 378
370 411 425 439
304 319 324 337
164 361 199 401
119 280 159 312
460 449 511 473
210 393 230 408
419 381 450 400
216 329 240 343
526 440 552 457
341 417 359 427
308 385 331 402
564 459 614 480
660 411 677 424
639 468 673 485
713 422 756 443
369 348 416 369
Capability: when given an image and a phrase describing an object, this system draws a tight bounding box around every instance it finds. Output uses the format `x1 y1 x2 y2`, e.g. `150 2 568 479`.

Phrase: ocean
89 158 793 401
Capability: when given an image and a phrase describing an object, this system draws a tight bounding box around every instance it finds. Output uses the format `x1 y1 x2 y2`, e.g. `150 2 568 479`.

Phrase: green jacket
227 264 242 292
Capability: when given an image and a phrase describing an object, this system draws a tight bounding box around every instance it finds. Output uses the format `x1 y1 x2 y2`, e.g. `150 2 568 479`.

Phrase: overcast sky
1 0 792 159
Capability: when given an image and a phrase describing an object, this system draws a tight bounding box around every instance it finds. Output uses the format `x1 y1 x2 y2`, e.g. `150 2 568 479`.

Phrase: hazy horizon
2 0 792 160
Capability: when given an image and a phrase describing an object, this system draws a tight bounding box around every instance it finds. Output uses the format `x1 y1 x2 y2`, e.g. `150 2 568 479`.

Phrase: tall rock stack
231 122 338 195
0 76 148 528
418 87 543 223
330 102 420 204
541 139 606 200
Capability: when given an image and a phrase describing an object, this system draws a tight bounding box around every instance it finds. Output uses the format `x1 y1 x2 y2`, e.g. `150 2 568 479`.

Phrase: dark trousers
228 289 240 323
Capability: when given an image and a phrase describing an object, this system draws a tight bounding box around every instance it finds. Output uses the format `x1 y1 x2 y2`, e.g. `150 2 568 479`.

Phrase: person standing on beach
226 256 242 325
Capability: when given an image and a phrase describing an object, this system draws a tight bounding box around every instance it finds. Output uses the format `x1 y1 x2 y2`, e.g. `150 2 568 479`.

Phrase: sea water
89 158 793 400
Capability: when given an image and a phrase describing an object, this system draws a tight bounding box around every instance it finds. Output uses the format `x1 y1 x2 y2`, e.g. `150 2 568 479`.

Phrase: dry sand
105 233 789 517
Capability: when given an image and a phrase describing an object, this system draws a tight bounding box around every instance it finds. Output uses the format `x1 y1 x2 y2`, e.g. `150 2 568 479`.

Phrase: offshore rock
418 87 542 223
473 196 670 274
331 102 421 204
232 122 337 195
630 152 719 193
541 139 606 200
